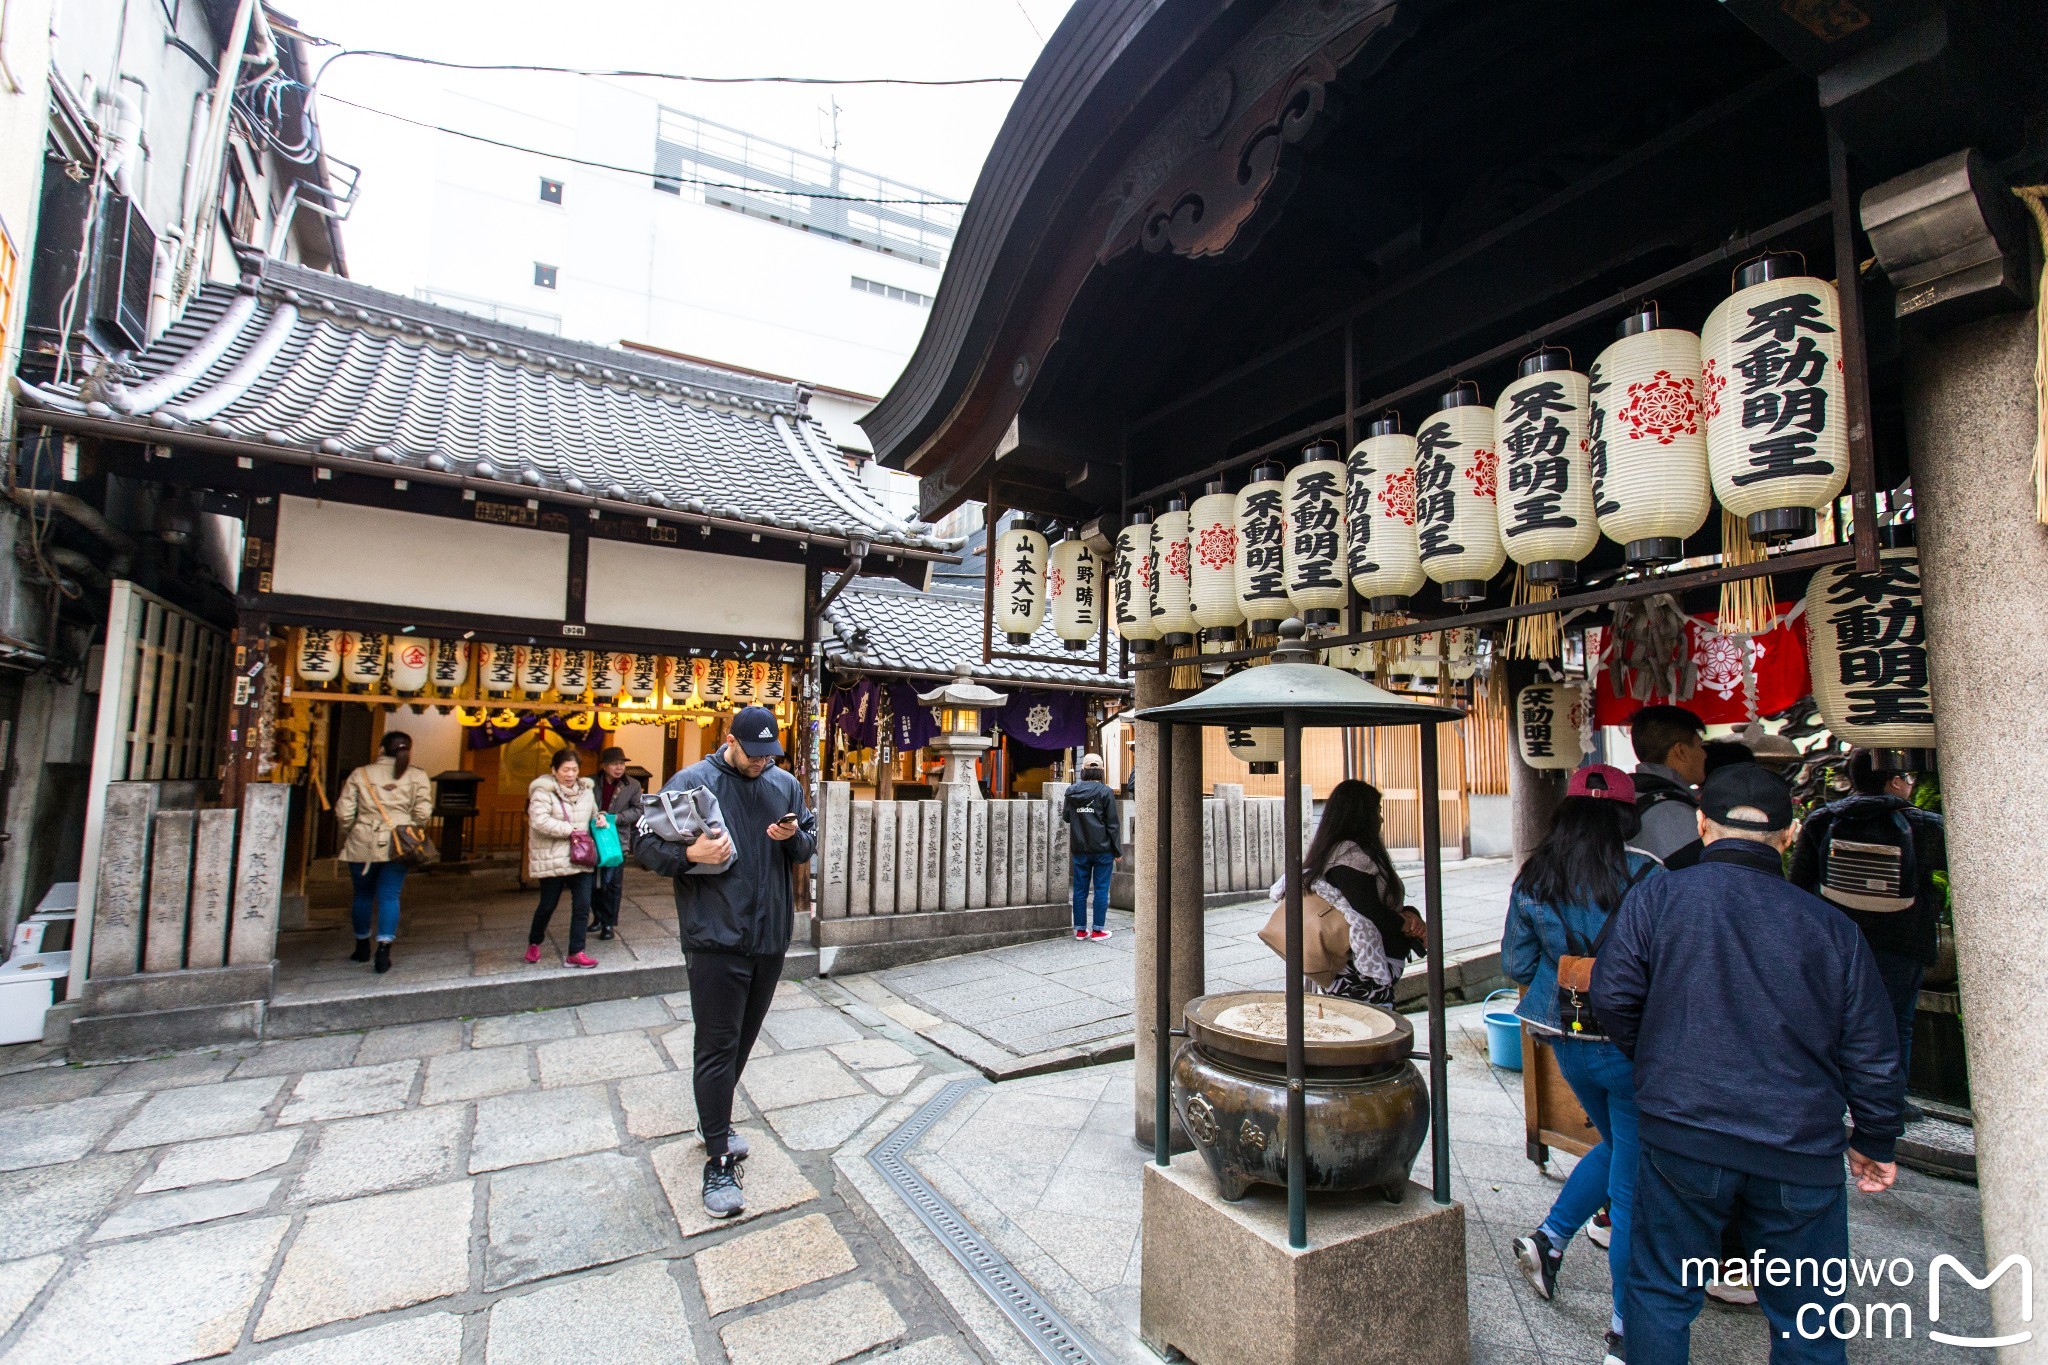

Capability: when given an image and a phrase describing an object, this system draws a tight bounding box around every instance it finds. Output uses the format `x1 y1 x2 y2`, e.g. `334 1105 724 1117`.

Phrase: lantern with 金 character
1589 303 1711 566
389 638 430 692
430 639 468 691
1284 441 1349 626
342 632 387 686
1113 511 1162 654
1702 255 1849 543
1804 550 1935 769
1235 462 1290 634
555 649 591 698
1415 383 1505 605
296 627 341 682
994 520 1049 645
591 653 624 699
1190 481 1244 644
479 643 518 694
1048 534 1104 651
1226 724 1283 775
1347 414 1426 612
1151 496 1197 648
519 647 554 698
1495 348 1598 585
1516 683 1587 769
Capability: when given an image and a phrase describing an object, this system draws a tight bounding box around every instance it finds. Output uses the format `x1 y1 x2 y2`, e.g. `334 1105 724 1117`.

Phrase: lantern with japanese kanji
1494 348 1598 585
591 653 624 700
764 662 788 705
1227 723 1283 775
1190 481 1244 643
1414 383 1505 604
1445 626 1478 680
622 654 656 701
1151 495 1197 647
342 632 387 687
479 643 518 695
1589 303 1711 566
1113 511 1162 654
1235 462 1291 634
994 521 1049 645
389 638 430 692
429 639 468 691
1048 534 1104 651
686 657 710 703
296 627 341 682
1516 683 1587 770
1284 440 1349 626
554 649 590 698
519 648 554 698
1702 255 1848 543
721 659 741 703
1346 414 1425 612
1804 550 1935 767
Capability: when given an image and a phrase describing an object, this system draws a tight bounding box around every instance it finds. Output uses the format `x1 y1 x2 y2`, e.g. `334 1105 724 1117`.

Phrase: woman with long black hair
1504 764 1662 1365
1277 779 1425 1006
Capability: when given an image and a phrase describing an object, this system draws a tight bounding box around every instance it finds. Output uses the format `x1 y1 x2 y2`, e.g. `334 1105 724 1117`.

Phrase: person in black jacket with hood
661 705 816 1218
1061 754 1122 940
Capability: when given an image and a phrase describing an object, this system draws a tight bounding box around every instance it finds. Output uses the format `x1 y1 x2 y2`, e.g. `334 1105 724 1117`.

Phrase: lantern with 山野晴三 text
1415 384 1504 605
1190 482 1244 644
1516 683 1587 770
1347 414 1425 613
1113 512 1161 653
1494 348 1598 586
1235 463 1290 634
1804 550 1935 769
994 521 1049 645
1589 303 1711 567
1151 496 1197 648
1284 441 1348 627
1048 534 1104 651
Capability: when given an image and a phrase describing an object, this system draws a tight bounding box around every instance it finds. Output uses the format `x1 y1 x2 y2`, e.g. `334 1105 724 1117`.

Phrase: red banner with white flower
1590 606 1811 727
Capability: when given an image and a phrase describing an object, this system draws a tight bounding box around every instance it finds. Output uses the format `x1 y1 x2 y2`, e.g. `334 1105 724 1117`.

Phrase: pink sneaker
524 944 542 964
1074 929 1087 940
1088 929 1112 941
564 952 598 969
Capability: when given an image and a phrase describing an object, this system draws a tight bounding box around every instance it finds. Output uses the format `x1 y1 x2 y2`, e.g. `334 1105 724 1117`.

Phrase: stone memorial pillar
185 807 238 970
1026 801 1050 903
918 800 943 912
849 800 874 916
987 799 1011 907
1043 781 1071 910
940 782 972 911
90 782 158 979
871 803 898 916
897 805 920 911
967 799 990 909
819 781 852 917
1008 802 1030 906
1219 783 1247 892
1133 666 1207 1146
227 785 290 967
144 810 196 973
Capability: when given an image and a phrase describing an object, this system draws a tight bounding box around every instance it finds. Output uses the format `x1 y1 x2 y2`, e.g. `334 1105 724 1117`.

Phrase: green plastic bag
591 816 625 869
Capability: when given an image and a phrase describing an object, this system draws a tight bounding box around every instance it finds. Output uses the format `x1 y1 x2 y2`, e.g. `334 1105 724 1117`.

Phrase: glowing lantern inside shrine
341 631 387 686
1494 348 1598 585
1804 550 1936 766
1189 481 1244 643
519 647 554 698
1517 683 1587 770
1445 626 1478 680
1235 462 1290 633
592 653 625 699
1589 303 1711 566
296 627 341 682
1048 534 1104 651
684 657 709 703
1284 440 1349 626
554 649 590 698
479 643 518 694
389 638 430 692
994 521 1049 645
1347 413 1425 612
1150 496 1197 647
1112 512 1161 654
1415 383 1505 604
622 654 656 701
733 660 757 705
1226 723 1283 775
764 662 788 705
429 639 468 691
1702 254 1848 543
749 661 772 704
720 659 741 703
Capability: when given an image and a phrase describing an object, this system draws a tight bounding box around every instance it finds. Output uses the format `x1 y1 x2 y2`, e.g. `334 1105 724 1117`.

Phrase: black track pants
687 949 783 1156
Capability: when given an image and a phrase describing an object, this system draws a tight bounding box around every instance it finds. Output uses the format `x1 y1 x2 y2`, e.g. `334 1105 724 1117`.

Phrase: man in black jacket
1061 754 1122 941
1593 764 1904 1365
663 705 817 1217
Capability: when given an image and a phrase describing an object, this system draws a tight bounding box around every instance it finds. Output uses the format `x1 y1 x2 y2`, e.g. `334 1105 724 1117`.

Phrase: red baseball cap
1566 763 1636 804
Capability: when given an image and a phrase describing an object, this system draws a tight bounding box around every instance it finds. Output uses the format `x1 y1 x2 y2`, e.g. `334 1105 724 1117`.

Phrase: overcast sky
285 0 1075 292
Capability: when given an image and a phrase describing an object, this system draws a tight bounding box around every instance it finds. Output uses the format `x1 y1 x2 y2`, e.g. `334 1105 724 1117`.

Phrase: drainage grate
869 1078 1112 1365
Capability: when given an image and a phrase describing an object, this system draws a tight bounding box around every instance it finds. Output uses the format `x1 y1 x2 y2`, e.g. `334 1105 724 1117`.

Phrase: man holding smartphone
660 704 816 1217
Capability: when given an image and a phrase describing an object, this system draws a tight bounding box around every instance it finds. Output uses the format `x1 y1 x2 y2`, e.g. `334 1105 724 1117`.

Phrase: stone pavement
0 979 981 1364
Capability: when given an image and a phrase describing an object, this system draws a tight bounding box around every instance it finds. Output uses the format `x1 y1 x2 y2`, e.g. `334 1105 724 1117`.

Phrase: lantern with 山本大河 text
1235 462 1290 634
341 632 387 686
591 653 624 699
1803 550 1935 767
389 638 430 692
1284 440 1348 626
479 643 518 694
1112 512 1161 653
429 639 468 690
1516 683 1587 770
1702 255 1848 544
1494 348 1598 585
1189 482 1244 643
1347 413 1425 612
994 521 1049 645
1415 384 1504 605
296 627 341 682
1589 303 1711 566
1048 535 1104 651
519 647 554 698
1151 496 1197 647
1226 724 1282 775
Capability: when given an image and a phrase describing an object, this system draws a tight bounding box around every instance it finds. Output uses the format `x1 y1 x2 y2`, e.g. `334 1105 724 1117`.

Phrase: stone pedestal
1141 1154 1467 1365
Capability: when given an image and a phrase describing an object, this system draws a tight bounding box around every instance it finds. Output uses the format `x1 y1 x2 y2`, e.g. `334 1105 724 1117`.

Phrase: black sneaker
373 942 392 974
1513 1229 1563 1300
1604 1329 1625 1364
702 1153 746 1218
350 937 372 963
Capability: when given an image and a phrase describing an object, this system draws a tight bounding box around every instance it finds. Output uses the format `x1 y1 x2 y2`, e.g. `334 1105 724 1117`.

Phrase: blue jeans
1539 1038 1639 1328
1071 852 1114 931
348 861 407 941
1627 1144 1849 1365
1868 948 1924 1085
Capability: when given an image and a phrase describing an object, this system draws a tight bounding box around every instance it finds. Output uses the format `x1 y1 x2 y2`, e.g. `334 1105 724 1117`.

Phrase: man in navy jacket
1592 763 1904 1365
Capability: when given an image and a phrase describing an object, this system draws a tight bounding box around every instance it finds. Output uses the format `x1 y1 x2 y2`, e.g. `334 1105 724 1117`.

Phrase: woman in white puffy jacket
525 747 608 968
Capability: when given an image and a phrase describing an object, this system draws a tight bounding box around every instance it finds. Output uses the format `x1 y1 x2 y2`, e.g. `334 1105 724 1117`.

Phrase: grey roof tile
822 580 1128 692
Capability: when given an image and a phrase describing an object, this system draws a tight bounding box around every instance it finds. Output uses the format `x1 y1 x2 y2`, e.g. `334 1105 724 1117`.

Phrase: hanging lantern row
292 630 788 707
1048 535 1106 651
1516 683 1589 770
1112 511 1161 653
994 518 1109 650
1803 549 1935 767
1151 495 1197 647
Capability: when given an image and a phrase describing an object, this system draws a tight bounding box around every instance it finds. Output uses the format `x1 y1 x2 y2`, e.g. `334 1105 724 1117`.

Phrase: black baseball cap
1699 761 1795 832
730 706 785 758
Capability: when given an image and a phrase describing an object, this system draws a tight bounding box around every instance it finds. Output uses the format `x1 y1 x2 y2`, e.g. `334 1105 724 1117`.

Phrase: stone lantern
916 664 1009 796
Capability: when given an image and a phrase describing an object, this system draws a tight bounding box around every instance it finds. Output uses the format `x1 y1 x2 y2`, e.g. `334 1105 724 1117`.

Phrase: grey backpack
638 786 734 875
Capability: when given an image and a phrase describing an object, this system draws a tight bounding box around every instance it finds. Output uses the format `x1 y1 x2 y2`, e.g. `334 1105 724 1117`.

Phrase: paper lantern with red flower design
1283 440 1349 625
1346 414 1425 611
1190 482 1244 640
1049 535 1104 650
994 521 1049 645
1588 303 1711 566
1414 383 1505 604
1112 512 1161 653
1494 348 1598 585
1150 496 1197 646
1234 462 1291 633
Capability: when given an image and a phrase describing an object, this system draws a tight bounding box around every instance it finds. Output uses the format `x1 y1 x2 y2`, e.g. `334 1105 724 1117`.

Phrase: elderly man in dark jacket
1593 763 1904 1365
661 705 816 1218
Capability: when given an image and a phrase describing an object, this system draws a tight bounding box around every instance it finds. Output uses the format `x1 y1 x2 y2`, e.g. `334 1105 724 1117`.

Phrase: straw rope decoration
1503 566 1561 661
2015 186 2048 523
1369 613 1414 686
1715 508 1778 637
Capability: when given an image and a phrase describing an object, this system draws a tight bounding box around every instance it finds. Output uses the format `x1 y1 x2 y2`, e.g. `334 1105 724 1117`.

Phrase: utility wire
319 94 970 206
302 46 1025 96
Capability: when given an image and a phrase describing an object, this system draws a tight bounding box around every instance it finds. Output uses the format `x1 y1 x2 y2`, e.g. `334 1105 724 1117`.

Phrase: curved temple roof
821 579 1128 694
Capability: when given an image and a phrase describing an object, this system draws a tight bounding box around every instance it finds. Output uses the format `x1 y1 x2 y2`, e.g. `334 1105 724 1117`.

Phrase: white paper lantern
1048 536 1104 651
1702 256 1849 543
1346 414 1425 611
721 659 741 703
1226 723 1282 775
1516 683 1588 770
1151 499 1197 645
592 652 625 699
1804 550 1935 759
296 627 341 682
994 522 1049 645
1112 514 1162 653
1494 348 1598 584
1588 304 1711 566
1190 482 1244 641
554 648 590 698
765 662 788 704
389 637 430 693
1445 626 1478 680
622 653 657 701
341 631 387 686
1284 440 1349 625
429 639 468 690
479 643 518 695
1235 462 1290 632
519 647 555 698
1414 385 1505 604
668 656 697 703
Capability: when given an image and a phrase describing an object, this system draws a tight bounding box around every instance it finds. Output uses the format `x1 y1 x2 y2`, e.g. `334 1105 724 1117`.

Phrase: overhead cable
300 45 1025 95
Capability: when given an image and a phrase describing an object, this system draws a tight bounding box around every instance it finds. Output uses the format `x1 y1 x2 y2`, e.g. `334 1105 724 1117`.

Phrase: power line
319 94 971 207
301 45 1026 95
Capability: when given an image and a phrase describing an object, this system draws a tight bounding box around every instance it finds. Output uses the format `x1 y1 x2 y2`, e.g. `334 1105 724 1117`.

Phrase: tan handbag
1258 892 1352 986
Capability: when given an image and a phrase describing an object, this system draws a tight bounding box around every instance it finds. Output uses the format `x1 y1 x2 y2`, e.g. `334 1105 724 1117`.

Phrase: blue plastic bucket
1482 989 1524 1071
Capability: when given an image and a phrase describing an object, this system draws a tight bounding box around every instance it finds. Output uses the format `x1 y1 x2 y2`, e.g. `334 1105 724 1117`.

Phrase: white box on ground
0 950 71 1044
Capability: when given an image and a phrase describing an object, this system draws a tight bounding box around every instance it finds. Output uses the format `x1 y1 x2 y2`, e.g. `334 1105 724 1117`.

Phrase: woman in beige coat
525 748 608 968
335 731 434 973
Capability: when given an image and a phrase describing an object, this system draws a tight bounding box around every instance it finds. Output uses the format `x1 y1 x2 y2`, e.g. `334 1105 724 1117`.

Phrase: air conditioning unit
92 193 154 349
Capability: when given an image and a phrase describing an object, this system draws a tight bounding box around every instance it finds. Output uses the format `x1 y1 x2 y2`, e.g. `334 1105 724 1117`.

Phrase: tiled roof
822 580 1129 693
18 262 957 555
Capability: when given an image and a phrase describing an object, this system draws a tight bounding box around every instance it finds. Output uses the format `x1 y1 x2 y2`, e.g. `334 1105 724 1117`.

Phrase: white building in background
408 81 955 518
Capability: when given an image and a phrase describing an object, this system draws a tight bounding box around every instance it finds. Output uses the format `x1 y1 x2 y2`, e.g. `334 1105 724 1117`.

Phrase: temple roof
821 579 1128 693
